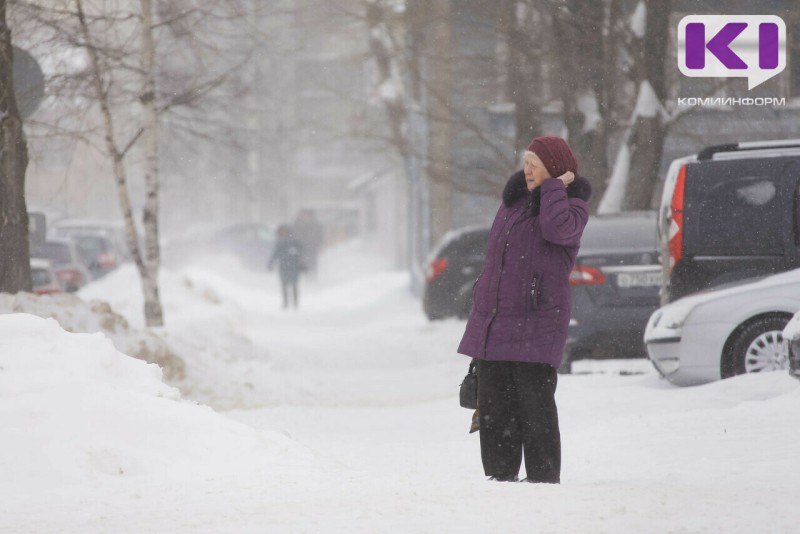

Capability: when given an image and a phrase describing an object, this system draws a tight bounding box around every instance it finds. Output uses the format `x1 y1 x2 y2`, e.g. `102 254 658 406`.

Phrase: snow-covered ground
2 241 799 533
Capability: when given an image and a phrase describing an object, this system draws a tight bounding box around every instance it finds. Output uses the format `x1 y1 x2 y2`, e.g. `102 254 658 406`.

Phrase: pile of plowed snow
0 314 312 489
0 292 184 380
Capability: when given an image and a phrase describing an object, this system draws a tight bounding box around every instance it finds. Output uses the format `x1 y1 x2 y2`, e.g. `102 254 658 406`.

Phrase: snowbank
2 240 800 533
0 291 184 380
0 313 312 491
79 262 274 409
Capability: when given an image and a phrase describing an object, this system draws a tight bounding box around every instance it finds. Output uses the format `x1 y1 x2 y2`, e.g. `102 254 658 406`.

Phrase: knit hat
527 136 578 178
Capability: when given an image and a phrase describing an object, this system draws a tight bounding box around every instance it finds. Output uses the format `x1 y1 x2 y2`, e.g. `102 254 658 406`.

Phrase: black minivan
659 140 800 303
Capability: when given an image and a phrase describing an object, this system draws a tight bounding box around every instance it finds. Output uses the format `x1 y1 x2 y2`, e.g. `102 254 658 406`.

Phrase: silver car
645 269 799 386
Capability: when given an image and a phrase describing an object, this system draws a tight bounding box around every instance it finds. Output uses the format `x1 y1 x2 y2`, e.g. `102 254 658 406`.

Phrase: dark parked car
422 226 489 320
51 220 130 279
66 232 121 280
564 211 661 370
659 139 800 304
30 238 92 292
51 220 130 262
423 213 661 370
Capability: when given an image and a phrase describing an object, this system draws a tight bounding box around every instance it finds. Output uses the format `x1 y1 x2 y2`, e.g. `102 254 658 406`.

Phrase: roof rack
697 139 800 160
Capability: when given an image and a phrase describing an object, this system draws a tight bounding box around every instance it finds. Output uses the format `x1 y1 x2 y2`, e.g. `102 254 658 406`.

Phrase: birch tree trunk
0 0 31 293
138 0 163 326
76 0 164 326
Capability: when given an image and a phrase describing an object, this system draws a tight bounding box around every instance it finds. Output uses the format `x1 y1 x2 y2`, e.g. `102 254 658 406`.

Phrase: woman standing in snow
457 136 592 483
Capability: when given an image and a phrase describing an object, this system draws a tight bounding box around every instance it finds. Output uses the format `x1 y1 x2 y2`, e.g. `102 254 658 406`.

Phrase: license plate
616 271 662 288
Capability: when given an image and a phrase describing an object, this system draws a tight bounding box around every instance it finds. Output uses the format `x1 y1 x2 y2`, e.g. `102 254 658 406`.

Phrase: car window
694 176 782 255
31 268 52 286
581 216 656 250
74 235 110 258
440 232 488 259
38 243 72 265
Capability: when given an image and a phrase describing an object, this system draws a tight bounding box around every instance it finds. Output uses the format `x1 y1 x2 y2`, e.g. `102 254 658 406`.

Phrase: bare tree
599 0 673 213
499 0 543 155
73 0 166 325
365 0 687 219
546 0 626 211
12 0 264 325
138 0 162 324
0 0 31 294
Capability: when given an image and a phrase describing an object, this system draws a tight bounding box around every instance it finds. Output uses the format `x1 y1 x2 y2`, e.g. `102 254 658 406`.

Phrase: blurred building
18 0 800 276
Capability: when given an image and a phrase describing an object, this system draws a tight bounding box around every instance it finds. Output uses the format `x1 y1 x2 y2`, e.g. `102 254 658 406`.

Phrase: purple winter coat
457 170 592 368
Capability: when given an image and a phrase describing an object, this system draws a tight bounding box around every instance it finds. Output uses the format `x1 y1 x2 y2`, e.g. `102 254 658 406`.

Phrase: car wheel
723 315 790 378
558 348 589 375
422 290 445 321
424 304 445 321
557 354 572 375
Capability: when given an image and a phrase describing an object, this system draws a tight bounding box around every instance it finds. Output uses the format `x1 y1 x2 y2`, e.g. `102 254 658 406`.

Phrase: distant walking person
293 210 324 276
269 225 304 309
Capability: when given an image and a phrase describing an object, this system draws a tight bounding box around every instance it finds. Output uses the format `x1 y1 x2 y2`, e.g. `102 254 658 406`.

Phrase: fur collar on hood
502 170 592 215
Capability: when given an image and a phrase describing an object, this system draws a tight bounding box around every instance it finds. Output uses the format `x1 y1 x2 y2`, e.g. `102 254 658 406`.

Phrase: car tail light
426 258 449 283
97 252 117 270
569 266 607 286
34 287 61 295
668 165 686 272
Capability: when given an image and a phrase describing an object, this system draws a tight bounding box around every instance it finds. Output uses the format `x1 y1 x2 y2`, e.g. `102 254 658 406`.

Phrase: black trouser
280 276 299 308
476 360 560 483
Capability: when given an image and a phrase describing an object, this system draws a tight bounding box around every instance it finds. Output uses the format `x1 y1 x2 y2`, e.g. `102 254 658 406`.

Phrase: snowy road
226 258 800 533
4 242 799 533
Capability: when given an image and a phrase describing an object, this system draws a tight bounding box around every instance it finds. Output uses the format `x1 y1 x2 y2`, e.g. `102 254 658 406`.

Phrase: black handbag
459 360 478 409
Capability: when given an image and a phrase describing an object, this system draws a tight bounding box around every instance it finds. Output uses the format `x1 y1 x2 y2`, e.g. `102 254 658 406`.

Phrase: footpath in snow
1 240 799 533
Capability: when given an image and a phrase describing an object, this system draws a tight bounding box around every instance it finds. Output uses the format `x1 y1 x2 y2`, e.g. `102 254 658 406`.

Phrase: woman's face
524 152 551 191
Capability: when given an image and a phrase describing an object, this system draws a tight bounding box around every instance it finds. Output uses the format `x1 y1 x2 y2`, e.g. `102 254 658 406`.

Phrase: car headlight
658 305 693 330
645 302 695 345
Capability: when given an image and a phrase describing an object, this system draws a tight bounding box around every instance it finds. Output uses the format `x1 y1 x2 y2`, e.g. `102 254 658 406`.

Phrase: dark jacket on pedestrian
268 237 304 281
457 171 592 368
